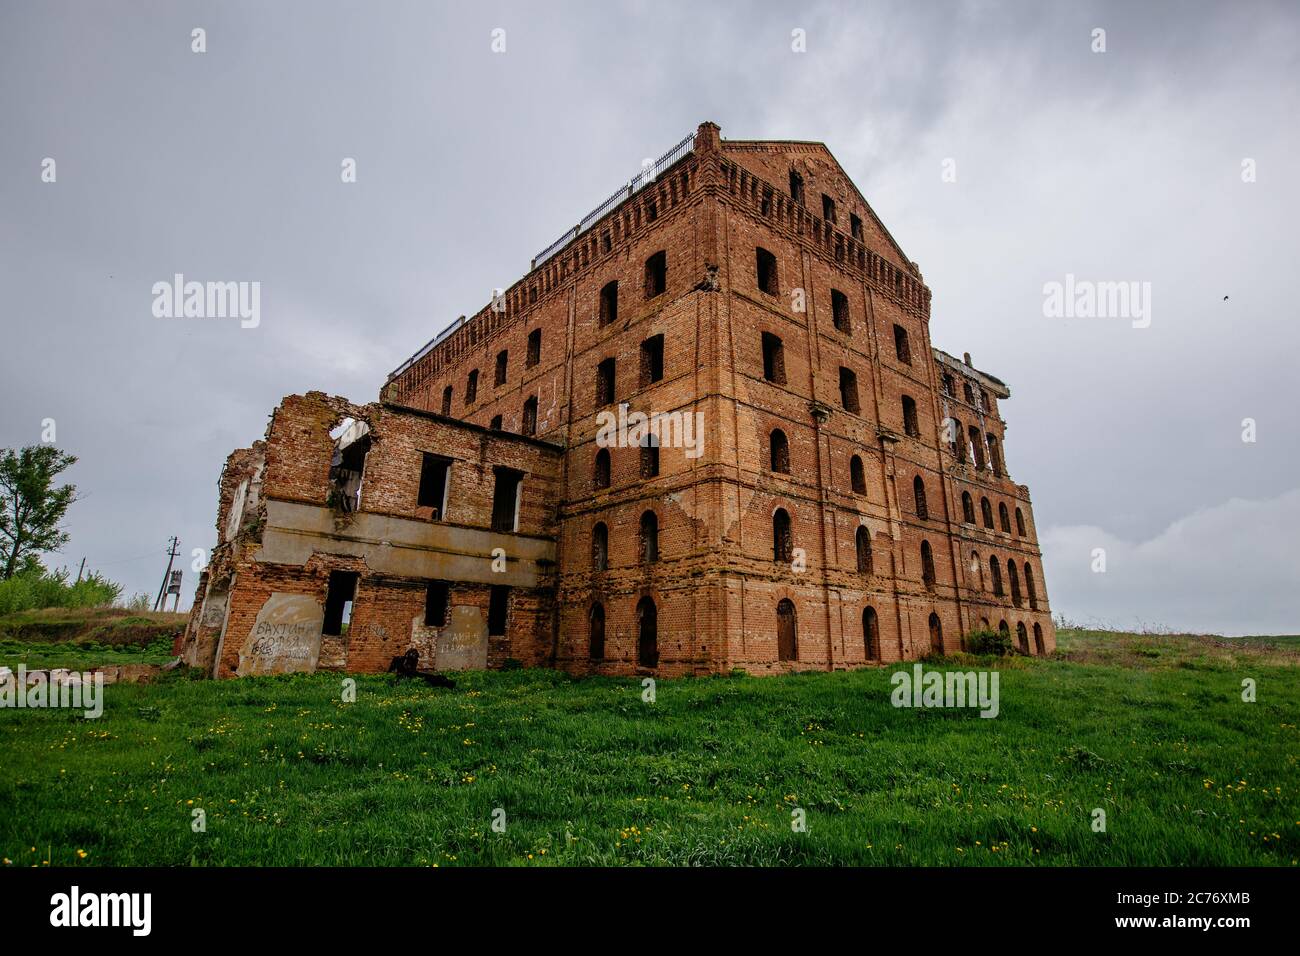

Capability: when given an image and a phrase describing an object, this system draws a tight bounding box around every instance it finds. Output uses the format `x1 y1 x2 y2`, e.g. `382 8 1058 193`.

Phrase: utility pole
75 557 85 584
153 537 180 612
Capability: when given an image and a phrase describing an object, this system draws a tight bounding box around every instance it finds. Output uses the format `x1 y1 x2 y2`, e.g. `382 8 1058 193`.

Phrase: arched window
589 603 605 660
970 551 984 590
465 369 478 405
441 385 453 416
920 540 936 588
913 475 928 520
1015 507 1027 537
1008 561 1023 607
963 382 975 405
1016 621 1029 654
962 491 975 524
593 448 611 490
591 522 608 571
640 434 660 479
863 606 880 660
981 497 994 529
949 417 963 457
1033 623 1045 655
998 619 1010 636
769 429 790 473
599 280 618 326
850 455 867 495
902 395 919 437
968 426 985 468
928 612 943 655
990 556 1004 596
1024 562 1038 610
855 525 872 574
637 596 658 666
839 367 860 414
639 511 659 564
776 599 797 661
998 502 1011 534
773 508 793 564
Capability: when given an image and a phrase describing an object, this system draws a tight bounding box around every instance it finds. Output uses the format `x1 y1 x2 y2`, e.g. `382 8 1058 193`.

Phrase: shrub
965 629 1015 656
0 566 122 616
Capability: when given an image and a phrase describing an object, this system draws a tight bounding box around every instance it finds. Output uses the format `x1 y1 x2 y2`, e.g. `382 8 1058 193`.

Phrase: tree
0 445 79 580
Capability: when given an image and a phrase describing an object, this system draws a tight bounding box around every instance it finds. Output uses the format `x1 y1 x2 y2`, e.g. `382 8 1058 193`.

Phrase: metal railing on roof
531 130 695 269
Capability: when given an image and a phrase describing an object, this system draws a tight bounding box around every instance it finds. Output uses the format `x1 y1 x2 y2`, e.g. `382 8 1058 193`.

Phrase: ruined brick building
181 122 1054 679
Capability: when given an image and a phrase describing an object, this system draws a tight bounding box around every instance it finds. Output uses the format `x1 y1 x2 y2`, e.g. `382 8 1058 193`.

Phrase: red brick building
183 122 1053 678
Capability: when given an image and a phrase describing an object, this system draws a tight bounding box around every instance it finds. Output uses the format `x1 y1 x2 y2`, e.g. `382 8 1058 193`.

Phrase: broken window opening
863 605 879 659
596 357 616 407
893 324 912 365
526 328 541 368
756 247 779 296
981 496 994 529
488 585 510 637
839 367 860 414
491 467 523 533
489 414 503 431
850 213 863 241
494 349 508 387
999 502 1012 534
589 603 606 660
441 385 453 416
521 395 537 437
921 540 936 589
850 455 867 495
323 570 359 637
328 418 371 513
599 280 618 326
637 596 658 667
856 525 872 574
831 289 851 333
417 452 451 520
639 511 659 564
821 194 836 224
773 508 793 564
901 395 919 438
761 332 786 385
640 433 660 479
913 475 928 520
769 428 790 474
424 581 450 628
591 522 609 571
593 448 611 491
789 169 804 205
962 491 976 524
644 251 667 299
640 334 664 388
465 369 478 405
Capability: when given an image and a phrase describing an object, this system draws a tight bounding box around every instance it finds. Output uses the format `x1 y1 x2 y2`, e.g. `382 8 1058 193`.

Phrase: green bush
965 629 1015 656
0 566 121 616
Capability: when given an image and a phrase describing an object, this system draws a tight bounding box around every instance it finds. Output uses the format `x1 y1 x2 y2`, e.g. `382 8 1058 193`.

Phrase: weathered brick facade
184 121 1054 678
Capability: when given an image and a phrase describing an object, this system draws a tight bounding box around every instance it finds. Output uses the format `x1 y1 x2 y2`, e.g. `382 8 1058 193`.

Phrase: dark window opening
928 613 943 655
990 556 1004 596
760 186 773 216
981 497 994 529
640 334 664 387
831 289 851 333
644 251 667 299
489 414 503 431
941 372 954 396
850 213 863 241
856 525 872 574
893 324 912 364
969 426 986 469
902 395 919 438
521 396 537 437
789 169 804 205
494 350 508 387
913 475 928 520
639 511 659 564
329 421 371 514
963 382 975 405
637 597 658 667
921 540 936 589
593 448 611 491
850 455 867 495
769 429 790 474
761 332 786 384
640 434 660 479
589 603 606 660
756 247 779 296
599 280 618 326
1015 507 1027 537
488 585 510 637
999 502 1011 534
822 194 836 224
773 508 793 564
1008 561 1023 607
1025 562 1039 610
1033 622 1044 654
596 357 616 406
322 571 359 637
441 385 453 415
646 198 657 222
424 581 450 628
417 452 451 519
465 369 478 405
591 523 609 571
987 435 1003 476
839 367 860 414
1017 621 1029 654
526 328 541 368
863 605 879 659
962 491 975 524
491 467 523 533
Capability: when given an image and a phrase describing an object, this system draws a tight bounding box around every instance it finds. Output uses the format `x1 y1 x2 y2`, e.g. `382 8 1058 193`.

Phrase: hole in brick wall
491 467 523 532
761 332 786 385
589 603 605 660
1015 507 1027 537
831 289 850 333
769 429 790 474
929 613 943 654
969 426 986 468
417 452 451 520
962 491 975 524
596 357 616 406
789 168 804 205
644 251 667 299
488 585 511 637
755 247 779 296
981 496 994 529
593 448 610 491
902 395 919 437
521 396 537 437
971 551 984 590
839 367 860 414
495 349 508 387
639 433 659 478
323 570 359 637
441 385 453 415
850 455 866 495
489 414 503 431
328 419 370 513
637 597 658 667
950 416 964 457
893 324 912 364
850 213 863 241
941 372 954 396
591 522 608 570
856 525 872 574
913 475 928 520
639 511 659 563
424 581 450 628
599 280 618 326
987 434 1002 476
963 382 975 405
999 502 1011 534
863 605 879 659
921 540 936 589
640 334 664 388
1025 562 1039 610
990 556 1004 596
526 328 541 368
465 369 478 405
821 193 836 224
772 508 793 564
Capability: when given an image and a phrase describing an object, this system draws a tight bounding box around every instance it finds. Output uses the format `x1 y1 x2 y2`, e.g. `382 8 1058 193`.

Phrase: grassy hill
0 606 185 670
1 628 1296 867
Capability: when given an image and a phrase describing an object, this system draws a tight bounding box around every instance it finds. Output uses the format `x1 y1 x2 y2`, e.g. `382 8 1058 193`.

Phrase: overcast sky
1 0 1297 635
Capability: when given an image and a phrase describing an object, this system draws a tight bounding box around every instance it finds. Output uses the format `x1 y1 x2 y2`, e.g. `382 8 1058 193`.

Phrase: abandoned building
181 121 1054 678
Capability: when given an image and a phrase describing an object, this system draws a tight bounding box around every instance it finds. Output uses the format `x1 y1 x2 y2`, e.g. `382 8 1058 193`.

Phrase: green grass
0 606 186 647
0 637 176 670
1 629 1296 867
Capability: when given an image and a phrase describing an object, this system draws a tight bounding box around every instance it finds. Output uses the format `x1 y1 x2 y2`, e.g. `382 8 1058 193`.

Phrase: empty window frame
789 168 805 204
592 448 611 491
494 349 508 387
822 194 836 224
596 357 616 406
488 585 510 637
902 395 920 437
322 570 359 637
921 541 936 588
893 324 912 364
526 328 541 368
465 369 478 405
417 452 451 519
839 367 860 414
756 247 779 296
424 581 450 628
639 511 659 563
913 475 928 520
521 396 537 437
441 385 453 415
644 251 667 299
490 467 523 533
769 428 791 474
856 525 872 574
761 332 786 385
831 289 851 333
640 334 664 387
773 508 793 564
850 455 867 495
599 280 618 326
850 213 863 241
591 522 609 571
